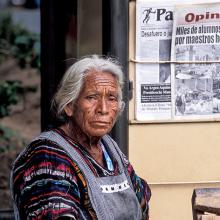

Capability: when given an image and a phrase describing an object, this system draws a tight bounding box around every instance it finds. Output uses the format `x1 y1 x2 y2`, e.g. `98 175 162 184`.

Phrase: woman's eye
109 96 117 101
86 95 97 100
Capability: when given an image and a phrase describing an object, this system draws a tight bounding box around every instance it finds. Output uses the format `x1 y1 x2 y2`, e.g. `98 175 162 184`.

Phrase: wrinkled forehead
83 71 119 89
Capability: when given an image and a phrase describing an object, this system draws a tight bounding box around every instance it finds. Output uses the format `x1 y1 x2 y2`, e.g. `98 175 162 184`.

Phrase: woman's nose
97 98 108 114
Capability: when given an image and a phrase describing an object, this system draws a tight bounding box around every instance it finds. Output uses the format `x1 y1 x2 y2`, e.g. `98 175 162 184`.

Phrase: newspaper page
135 1 173 121
171 2 220 120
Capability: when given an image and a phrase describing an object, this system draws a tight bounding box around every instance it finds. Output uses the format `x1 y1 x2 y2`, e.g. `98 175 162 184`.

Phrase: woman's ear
64 103 73 117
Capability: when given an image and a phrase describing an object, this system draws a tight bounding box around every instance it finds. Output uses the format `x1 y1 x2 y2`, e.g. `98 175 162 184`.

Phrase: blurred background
0 1 40 218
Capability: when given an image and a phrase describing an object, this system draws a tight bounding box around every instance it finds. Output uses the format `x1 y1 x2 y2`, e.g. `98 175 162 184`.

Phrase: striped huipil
11 128 151 219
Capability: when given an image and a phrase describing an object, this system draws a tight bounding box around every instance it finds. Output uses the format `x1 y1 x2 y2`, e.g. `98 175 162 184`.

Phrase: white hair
52 55 124 122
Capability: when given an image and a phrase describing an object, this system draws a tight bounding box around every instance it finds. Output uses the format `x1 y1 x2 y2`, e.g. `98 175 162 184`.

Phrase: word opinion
186 12 220 22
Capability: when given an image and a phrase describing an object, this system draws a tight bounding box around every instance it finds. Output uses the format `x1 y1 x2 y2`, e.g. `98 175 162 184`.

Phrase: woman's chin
86 128 110 138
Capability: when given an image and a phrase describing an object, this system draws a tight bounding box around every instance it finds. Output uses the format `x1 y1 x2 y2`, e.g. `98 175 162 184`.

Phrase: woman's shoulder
12 130 77 175
11 131 90 220
11 131 86 194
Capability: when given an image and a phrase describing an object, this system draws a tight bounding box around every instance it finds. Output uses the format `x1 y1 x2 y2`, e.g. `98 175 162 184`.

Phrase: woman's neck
60 121 104 167
60 121 100 150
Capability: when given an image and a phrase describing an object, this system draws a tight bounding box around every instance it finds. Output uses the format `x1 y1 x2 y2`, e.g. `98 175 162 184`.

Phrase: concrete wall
129 1 220 219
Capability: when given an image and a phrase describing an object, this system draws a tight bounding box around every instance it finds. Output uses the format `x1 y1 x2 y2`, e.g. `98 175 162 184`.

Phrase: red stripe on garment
14 148 79 183
26 191 80 204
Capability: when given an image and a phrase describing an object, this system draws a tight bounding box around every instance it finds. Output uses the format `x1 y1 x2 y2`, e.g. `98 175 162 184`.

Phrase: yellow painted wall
129 124 220 220
129 1 220 220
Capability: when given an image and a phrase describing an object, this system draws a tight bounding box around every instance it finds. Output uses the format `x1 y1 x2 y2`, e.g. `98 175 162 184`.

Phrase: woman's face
72 71 120 138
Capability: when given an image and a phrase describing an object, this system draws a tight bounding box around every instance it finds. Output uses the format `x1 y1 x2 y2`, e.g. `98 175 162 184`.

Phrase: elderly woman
11 55 151 220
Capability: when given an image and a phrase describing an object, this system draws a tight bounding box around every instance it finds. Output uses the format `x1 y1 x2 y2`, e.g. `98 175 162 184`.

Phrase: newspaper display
171 2 220 120
135 1 173 121
135 0 220 122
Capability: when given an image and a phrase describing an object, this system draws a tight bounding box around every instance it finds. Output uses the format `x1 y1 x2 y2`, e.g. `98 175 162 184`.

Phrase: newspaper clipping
135 1 173 121
171 2 220 120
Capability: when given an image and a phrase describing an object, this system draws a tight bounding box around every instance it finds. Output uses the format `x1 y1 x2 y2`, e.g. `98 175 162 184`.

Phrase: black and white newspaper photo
171 2 220 120
135 0 173 121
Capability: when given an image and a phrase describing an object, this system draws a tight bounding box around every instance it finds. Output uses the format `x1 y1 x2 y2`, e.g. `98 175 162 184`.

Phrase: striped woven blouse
12 128 151 220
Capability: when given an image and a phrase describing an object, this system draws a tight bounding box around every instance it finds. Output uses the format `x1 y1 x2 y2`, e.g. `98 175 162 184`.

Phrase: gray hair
52 55 124 122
